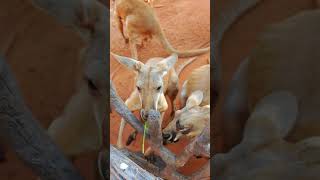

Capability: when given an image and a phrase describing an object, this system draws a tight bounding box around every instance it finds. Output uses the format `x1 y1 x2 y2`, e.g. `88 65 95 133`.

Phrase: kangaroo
162 64 210 143
213 91 320 180
222 9 320 151
162 90 210 144
113 0 210 59
111 53 178 149
44 0 108 157
111 52 197 149
28 0 108 179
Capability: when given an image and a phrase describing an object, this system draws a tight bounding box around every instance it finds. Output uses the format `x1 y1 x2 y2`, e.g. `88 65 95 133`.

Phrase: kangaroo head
82 59 107 134
111 53 177 120
163 90 210 143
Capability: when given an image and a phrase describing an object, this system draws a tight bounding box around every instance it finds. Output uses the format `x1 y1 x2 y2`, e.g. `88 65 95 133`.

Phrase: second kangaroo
113 0 210 59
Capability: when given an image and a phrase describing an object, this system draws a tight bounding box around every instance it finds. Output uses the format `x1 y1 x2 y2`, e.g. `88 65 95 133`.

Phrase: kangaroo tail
175 57 198 76
155 22 210 58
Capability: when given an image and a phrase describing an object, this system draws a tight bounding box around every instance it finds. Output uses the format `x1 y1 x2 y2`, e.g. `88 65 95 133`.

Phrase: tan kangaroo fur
113 0 210 59
144 0 155 7
223 9 320 151
113 0 156 7
179 64 210 107
162 65 210 143
214 91 320 179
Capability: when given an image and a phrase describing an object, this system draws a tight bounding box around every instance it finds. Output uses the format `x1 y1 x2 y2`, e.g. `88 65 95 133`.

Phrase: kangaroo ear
111 52 144 72
156 53 178 76
186 90 204 109
244 91 298 144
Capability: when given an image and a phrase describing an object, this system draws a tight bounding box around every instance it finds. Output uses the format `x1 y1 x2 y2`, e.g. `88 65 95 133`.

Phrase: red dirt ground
0 0 316 179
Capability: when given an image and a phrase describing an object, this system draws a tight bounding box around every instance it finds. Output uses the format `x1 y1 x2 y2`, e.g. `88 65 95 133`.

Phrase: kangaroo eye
86 78 98 91
137 86 141 91
156 86 162 91
180 127 191 135
176 120 183 130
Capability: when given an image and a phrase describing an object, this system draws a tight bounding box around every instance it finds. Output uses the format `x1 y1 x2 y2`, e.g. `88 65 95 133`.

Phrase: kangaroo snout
140 109 149 121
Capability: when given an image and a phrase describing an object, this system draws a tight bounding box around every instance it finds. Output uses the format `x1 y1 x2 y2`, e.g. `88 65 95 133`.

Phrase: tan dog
162 64 210 143
213 91 320 179
113 0 209 59
222 9 320 151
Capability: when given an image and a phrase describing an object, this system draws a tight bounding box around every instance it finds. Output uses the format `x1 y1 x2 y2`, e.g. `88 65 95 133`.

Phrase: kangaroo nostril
140 110 149 120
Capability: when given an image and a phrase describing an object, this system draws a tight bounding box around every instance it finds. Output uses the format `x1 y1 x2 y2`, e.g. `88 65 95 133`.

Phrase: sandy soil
110 0 210 175
0 0 316 179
